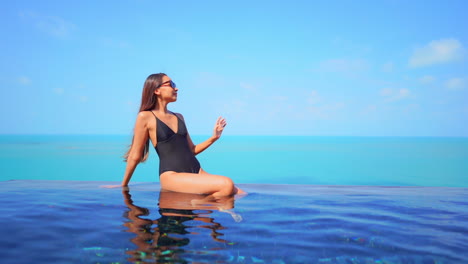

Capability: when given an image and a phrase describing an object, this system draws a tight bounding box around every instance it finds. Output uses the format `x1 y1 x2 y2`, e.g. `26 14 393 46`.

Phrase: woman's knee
216 176 235 196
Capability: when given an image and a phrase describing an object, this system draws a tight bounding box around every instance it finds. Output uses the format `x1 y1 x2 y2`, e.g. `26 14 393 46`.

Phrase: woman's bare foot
100 185 122 189
234 186 247 199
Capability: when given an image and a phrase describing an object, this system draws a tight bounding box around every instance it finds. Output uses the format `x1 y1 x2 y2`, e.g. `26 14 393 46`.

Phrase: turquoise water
1 135 468 263
1 135 467 187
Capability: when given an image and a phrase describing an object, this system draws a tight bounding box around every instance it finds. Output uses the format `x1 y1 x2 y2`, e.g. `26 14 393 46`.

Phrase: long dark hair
124 73 167 162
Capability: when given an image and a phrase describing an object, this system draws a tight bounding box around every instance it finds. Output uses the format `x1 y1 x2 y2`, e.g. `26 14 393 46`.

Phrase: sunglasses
158 80 177 88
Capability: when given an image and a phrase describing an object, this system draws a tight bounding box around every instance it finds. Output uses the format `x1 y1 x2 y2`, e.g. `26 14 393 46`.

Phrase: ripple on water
0 181 467 263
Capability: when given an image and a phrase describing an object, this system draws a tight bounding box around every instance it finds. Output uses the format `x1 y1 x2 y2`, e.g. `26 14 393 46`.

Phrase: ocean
1 135 467 187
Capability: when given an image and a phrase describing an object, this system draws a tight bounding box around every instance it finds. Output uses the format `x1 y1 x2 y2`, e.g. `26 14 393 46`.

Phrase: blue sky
1 0 467 136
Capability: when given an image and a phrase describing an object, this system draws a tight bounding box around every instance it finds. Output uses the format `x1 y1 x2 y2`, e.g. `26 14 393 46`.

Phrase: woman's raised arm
179 114 226 155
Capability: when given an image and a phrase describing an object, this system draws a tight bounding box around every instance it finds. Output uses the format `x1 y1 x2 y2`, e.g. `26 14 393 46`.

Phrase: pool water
1 180 467 263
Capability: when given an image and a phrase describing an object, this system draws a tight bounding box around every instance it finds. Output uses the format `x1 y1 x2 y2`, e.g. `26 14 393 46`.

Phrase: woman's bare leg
160 169 245 197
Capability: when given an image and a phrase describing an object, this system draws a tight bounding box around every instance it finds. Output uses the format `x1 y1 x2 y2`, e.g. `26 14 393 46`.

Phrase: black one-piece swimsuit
150 111 201 176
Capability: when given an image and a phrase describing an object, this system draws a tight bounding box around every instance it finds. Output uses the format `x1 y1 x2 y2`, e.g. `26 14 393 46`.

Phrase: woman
113 73 244 197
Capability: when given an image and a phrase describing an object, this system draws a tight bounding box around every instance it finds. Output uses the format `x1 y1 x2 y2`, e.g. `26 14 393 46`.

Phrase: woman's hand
212 117 227 140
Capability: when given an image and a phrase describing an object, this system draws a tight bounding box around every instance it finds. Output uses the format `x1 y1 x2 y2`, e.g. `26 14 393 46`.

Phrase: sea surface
1 135 468 263
1 135 467 187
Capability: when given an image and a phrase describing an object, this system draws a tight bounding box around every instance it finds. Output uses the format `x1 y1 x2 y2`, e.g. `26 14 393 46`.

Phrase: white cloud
240 82 256 91
361 104 377 116
53 88 64 94
306 105 327 119
307 90 321 105
319 59 369 74
380 88 410 101
263 96 293 120
270 95 288 101
304 90 345 119
396 88 410 99
78 96 88 102
19 11 75 38
326 102 345 111
409 38 464 67
380 88 393 97
307 102 345 120
366 105 377 111
445 77 466 90
17 76 31 85
419 75 436 84
402 103 420 113
220 99 248 118
382 62 394 73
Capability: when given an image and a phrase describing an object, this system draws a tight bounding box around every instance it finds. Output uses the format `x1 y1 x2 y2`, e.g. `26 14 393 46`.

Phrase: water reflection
122 188 241 263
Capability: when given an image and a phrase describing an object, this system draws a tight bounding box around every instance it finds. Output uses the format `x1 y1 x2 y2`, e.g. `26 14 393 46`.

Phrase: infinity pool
1 180 467 263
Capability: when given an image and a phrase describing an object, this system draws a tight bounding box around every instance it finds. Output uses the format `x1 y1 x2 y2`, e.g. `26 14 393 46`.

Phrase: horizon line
0 133 467 138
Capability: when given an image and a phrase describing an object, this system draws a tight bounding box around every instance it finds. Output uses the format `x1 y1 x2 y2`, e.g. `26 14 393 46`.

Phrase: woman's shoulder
131 111 155 130
136 111 156 123
137 110 154 118
172 112 185 120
